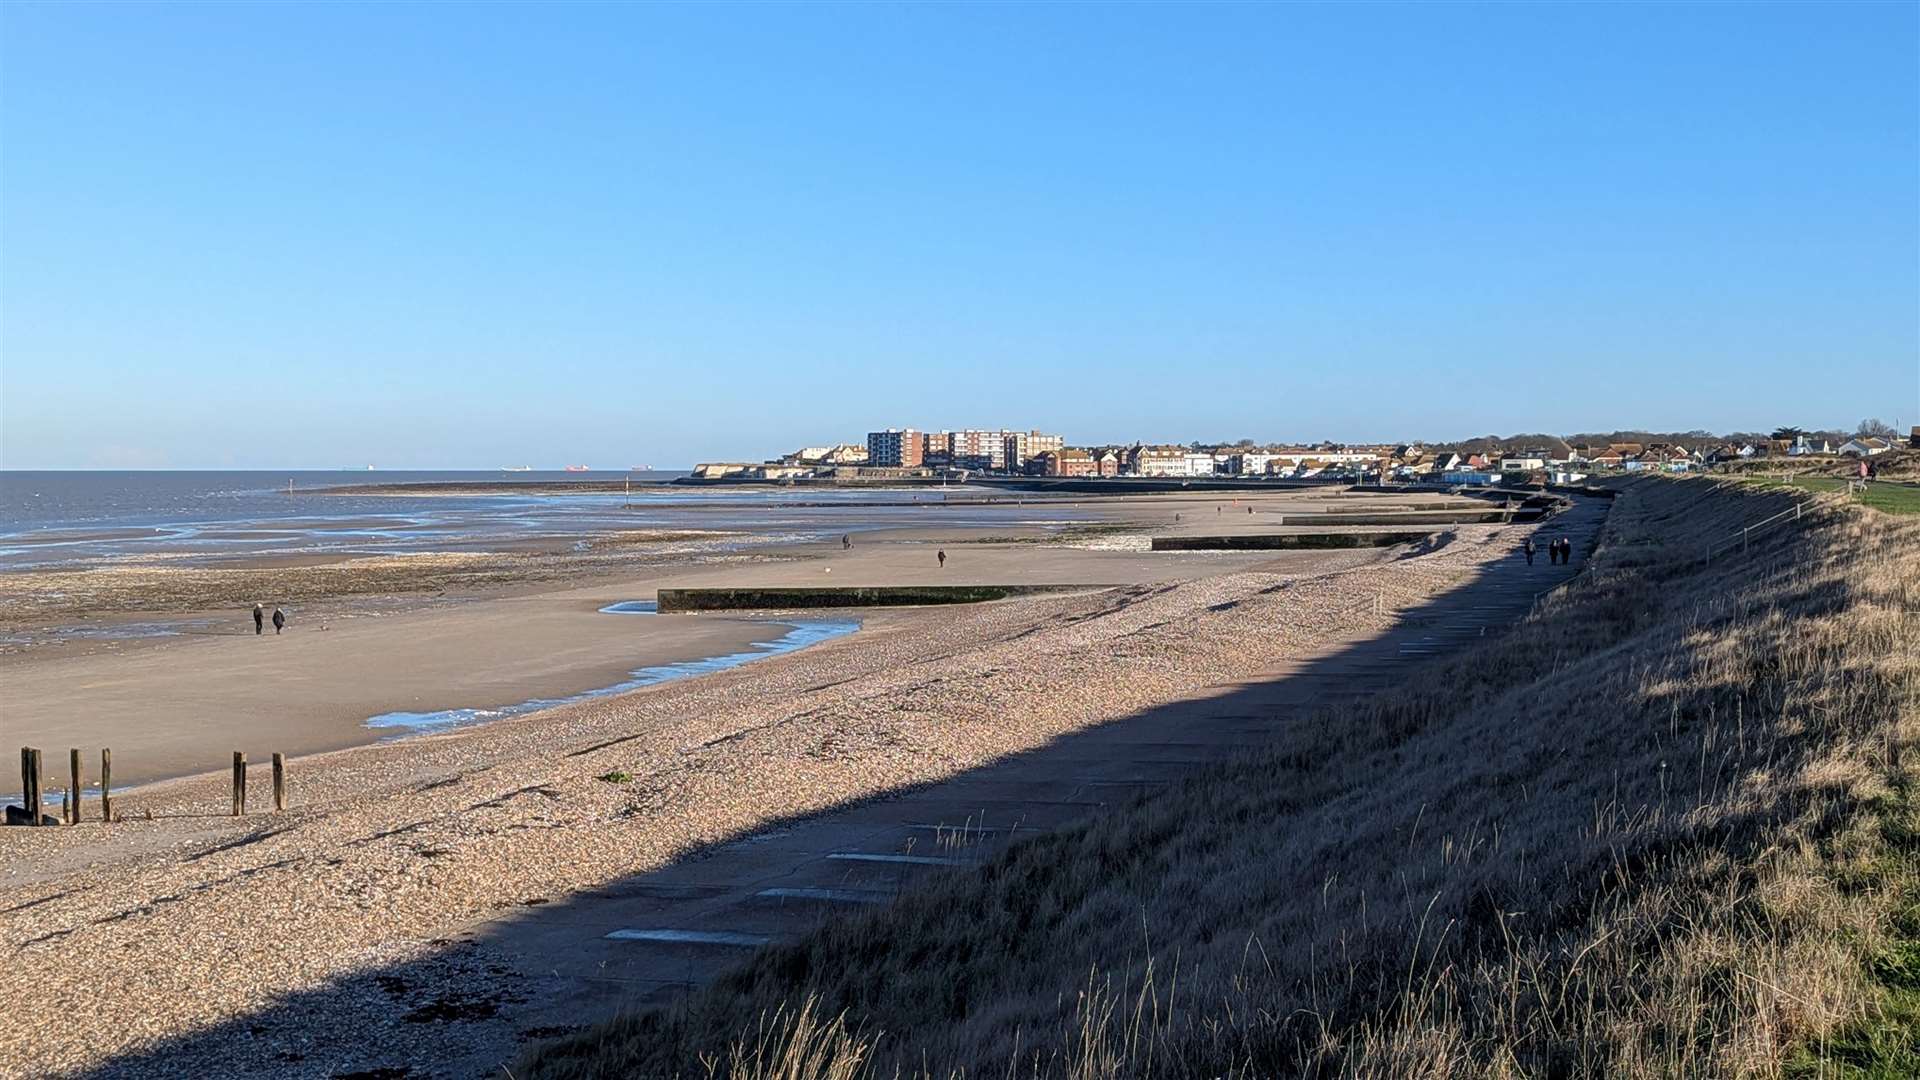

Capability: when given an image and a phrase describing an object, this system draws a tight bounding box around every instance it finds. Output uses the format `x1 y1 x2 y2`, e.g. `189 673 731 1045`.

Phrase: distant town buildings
691 423 1905 484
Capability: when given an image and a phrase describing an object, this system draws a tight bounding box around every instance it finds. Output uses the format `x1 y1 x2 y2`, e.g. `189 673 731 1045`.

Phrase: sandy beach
1 488 1471 791
0 493 1554 1077
0 485 1543 1078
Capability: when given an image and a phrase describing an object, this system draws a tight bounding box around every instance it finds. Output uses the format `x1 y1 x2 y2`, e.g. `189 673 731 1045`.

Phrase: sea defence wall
974 477 1338 494
1280 508 1544 525
1150 531 1432 551
655 584 1110 612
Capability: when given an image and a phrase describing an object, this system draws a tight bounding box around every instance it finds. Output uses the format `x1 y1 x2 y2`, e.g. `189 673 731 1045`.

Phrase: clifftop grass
525 477 1919 1078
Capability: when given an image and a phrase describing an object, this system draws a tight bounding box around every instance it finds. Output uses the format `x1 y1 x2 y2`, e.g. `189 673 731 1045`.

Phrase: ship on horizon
564 465 590 472
501 465 533 472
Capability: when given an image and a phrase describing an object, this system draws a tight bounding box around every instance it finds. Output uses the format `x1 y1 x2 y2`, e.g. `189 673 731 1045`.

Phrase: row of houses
695 427 1918 484
1026 443 1400 479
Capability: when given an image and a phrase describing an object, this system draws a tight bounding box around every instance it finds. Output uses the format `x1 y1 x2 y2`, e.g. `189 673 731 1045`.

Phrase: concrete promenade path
439 495 1612 1075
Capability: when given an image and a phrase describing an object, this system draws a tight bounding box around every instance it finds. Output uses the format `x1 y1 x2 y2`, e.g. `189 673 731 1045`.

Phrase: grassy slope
1717 449 1920 484
1737 475 1920 517
525 477 1919 1079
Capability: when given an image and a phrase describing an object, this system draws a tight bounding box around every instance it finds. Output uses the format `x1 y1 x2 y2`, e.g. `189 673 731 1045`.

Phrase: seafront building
867 427 1064 472
866 429 925 468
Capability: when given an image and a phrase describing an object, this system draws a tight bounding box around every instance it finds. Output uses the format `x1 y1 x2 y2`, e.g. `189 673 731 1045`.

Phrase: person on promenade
1523 538 1536 566
252 603 265 635
937 549 946 568
271 607 286 635
1562 538 1573 565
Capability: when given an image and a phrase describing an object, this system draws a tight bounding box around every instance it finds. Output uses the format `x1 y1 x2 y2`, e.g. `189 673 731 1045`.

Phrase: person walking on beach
842 534 851 550
937 549 946 569
252 603 265 635
271 606 286 635
1523 538 1536 566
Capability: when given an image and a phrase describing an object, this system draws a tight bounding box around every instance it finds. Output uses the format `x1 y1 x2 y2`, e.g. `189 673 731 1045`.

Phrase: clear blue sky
3 2 1915 468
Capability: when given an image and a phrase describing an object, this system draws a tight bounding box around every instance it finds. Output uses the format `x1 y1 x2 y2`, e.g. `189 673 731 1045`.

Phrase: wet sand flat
1 585 789 789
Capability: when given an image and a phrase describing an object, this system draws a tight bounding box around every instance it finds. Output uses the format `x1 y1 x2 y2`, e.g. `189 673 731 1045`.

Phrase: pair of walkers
251 602 287 635
1522 537 1574 566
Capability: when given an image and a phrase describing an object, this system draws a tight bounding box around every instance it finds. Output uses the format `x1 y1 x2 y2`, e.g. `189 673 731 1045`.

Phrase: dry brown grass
522 477 1919 1079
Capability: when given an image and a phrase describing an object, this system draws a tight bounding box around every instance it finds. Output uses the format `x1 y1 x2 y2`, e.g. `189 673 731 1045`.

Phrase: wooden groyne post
68 748 82 825
272 752 286 813
20 747 43 826
101 749 112 824
231 752 247 817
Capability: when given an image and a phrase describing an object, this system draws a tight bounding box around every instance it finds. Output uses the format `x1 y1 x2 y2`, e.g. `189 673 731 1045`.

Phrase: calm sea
0 471 1070 570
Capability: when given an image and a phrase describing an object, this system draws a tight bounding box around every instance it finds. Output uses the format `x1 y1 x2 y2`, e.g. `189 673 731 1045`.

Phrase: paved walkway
449 495 1611 1073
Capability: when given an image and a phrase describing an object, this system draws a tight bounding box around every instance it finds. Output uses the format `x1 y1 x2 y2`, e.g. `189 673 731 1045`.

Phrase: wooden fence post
22 748 42 826
68 749 81 825
231 752 246 817
272 753 285 813
101 749 112 824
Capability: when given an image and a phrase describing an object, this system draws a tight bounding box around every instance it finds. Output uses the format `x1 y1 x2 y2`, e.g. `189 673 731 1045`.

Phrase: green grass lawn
1742 475 1920 515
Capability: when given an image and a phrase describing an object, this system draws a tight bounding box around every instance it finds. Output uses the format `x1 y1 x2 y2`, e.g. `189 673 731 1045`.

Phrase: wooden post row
272 752 285 813
101 749 113 824
68 748 81 825
231 752 246 817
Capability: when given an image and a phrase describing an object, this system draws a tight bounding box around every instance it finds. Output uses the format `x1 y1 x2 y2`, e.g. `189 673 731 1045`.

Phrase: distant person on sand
272 607 286 635
842 534 851 550
252 603 264 635
1523 538 1536 566
937 549 946 568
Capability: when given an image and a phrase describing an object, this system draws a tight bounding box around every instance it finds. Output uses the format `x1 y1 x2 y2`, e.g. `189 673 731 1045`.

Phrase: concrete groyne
1150 531 1433 551
655 584 1111 612
1279 508 1544 525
